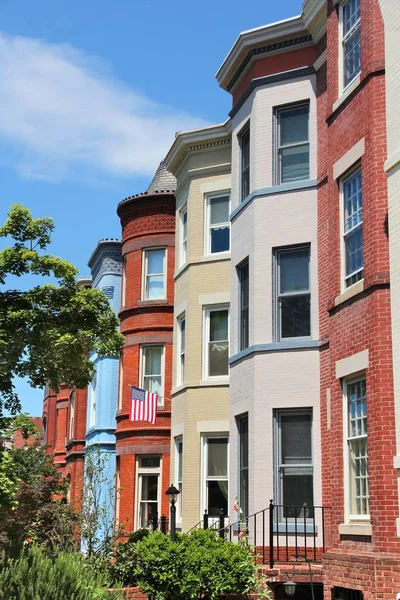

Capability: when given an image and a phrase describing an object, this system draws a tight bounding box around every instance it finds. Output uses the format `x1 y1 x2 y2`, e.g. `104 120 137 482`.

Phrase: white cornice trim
164 121 231 175
216 15 305 89
313 49 327 71
302 0 327 42
175 162 231 197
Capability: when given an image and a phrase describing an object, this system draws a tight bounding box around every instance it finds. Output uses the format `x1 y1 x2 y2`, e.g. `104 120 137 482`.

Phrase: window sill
332 75 361 113
199 378 229 387
334 280 364 307
137 299 169 306
200 253 231 263
338 522 372 537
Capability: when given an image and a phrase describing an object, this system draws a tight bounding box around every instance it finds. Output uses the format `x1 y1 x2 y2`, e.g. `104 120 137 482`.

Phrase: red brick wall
116 193 175 532
65 386 87 512
317 1 397 598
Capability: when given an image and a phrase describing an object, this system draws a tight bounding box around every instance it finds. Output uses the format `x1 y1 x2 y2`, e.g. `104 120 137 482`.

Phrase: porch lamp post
165 484 180 542
283 556 315 600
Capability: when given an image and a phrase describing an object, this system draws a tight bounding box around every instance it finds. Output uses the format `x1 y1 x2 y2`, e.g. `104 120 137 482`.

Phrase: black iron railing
187 508 226 539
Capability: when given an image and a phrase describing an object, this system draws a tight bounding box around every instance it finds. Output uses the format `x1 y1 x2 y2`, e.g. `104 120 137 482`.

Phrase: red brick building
42 384 69 476
115 162 176 532
312 0 400 598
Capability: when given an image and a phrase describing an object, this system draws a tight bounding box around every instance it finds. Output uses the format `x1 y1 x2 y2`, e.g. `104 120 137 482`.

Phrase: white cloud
0 32 208 181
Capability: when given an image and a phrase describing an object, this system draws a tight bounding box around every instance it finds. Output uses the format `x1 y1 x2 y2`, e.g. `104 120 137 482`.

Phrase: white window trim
204 192 231 257
176 314 185 387
140 344 165 408
118 353 124 411
135 456 162 530
339 0 361 95
121 256 127 307
342 375 370 523
89 369 97 428
274 246 312 342
274 103 310 186
175 436 183 524
239 122 250 203
179 205 188 267
203 305 230 381
200 434 229 521
274 409 314 521
339 165 363 292
142 247 167 301
69 391 75 440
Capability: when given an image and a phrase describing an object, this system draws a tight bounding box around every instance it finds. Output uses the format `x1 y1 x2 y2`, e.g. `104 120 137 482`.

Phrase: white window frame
135 455 162 530
89 369 97 428
275 103 310 186
203 305 230 381
69 391 75 440
140 345 165 408
142 247 167 300
121 256 127 307
201 434 229 520
274 408 314 522
204 193 231 256
274 245 312 342
339 0 361 93
340 165 363 291
239 124 250 203
177 314 185 386
179 206 188 267
175 436 183 524
343 376 369 522
118 353 123 411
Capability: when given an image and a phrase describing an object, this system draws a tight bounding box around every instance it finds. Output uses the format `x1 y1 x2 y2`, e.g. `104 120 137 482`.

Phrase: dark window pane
239 262 249 350
279 249 309 293
282 469 314 517
241 128 250 201
280 413 312 464
210 310 228 341
281 294 311 338
239 415 249 517
211 227 230 253
209 342 229 376
207 438 227 477
210 196 230 224
344 27 361 86
279 105 309 146
280 145 310 183
207 481 228 517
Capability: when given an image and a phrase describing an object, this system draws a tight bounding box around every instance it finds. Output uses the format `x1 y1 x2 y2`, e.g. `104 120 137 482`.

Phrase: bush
0 545 122 600
107 529 150 587
134 528 261 600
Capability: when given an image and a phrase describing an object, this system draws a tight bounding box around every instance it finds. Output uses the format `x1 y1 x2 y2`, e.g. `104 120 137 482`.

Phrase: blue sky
0 0 302 415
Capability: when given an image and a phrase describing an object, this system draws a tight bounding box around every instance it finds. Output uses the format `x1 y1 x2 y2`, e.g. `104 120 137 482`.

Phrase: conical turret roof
146 160 176 193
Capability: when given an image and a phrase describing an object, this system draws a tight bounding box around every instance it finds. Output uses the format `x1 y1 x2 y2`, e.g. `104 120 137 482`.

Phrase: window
276 104 309 184
89 369 97 428
342 168 363 288
141 345 164 406
332 587 363 600
344 377 369 518
240 126 250 202
180 207 187 266
204 307 229 378
42 418 47 446
177 315 185 386
121 256 127 306
275 410 313 519
238 261 249 351
237 415 249 517
276 246 311 340
69 391 75 440
118 354 123 410
115 456 121 527
102 286 114 300
205 194 230 255
341 0 361 89
136 456 161 529
175 437 183 522
203 437 228 518
143 248 166 300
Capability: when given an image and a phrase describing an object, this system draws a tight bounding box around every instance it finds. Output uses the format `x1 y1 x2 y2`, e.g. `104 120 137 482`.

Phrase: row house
164 122 231 531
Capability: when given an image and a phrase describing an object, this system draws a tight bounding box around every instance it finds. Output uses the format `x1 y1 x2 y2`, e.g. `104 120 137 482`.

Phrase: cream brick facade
165 123 231 530
378 0 400 534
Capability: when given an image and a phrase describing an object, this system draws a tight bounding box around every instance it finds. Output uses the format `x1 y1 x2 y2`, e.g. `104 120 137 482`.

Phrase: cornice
88 239 122 269
216 15 309 90
302 0 327 43
164 121 231 176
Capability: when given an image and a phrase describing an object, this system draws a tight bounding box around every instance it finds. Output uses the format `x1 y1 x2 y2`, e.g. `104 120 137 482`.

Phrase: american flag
130 386 158 425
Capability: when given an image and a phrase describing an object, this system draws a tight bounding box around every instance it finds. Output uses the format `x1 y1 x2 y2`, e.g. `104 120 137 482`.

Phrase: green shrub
134 528 261 600
107 529 149 587
0 545 122 600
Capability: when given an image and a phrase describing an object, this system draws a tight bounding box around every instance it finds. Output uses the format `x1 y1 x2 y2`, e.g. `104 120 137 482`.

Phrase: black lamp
165 484 180 541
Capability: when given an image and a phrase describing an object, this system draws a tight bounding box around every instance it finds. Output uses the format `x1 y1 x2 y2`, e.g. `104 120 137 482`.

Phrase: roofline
87 239 122 269
216 14 306 90
116 189 176 217
76 276 92 288
164 120 231 175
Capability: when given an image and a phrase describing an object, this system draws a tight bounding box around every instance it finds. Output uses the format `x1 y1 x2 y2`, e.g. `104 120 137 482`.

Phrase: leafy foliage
108 529 150 587
0 204 124 417
134 529 263 600
0 545 123 600
0 451 20 519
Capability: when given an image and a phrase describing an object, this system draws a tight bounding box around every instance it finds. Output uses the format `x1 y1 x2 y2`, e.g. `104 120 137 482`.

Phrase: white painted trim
385 148 400 173
338 522 372 536
335 350 369 379
333 138 365 180
199 292 230 305
334 279 364 306
204 192 231 257
202 305 230 381
197 420 230 433
313 49 327 71
200 177 232 194
333 75 361 113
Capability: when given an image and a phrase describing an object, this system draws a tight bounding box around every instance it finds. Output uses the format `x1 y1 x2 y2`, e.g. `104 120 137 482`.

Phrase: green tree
0 204 124 418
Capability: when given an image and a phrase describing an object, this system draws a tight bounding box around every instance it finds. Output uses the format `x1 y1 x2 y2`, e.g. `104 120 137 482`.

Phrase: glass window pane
207 438 228 477
345 227 363 277
239 416 248 469
207 481 228 517
281 295 311 338
147 275 165 299
279 106 309 146
143 375 161 395
280 145 310 183
279 249 310 293
344 28 361 86
280 413 312 465
210 196 230 224
282 468 314 515
211 227 230 253
209 341 229 376
343 0 360 35
180 319 185 353
209 310 228 341
147 249 164 274
144 347 162 375
141 475 158 501
177 441 183 481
